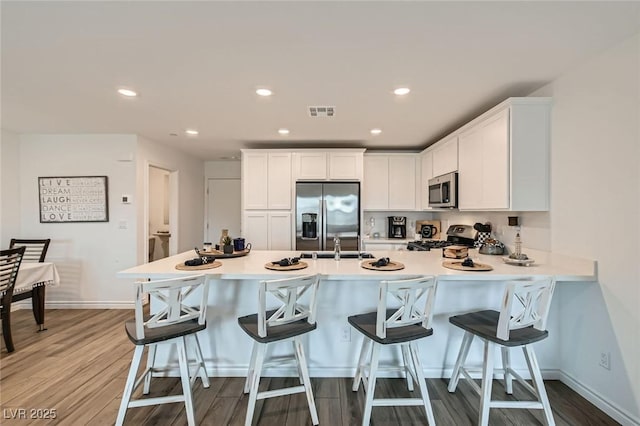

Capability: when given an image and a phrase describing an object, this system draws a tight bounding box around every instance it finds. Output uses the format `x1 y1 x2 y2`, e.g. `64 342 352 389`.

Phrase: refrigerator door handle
322 199 327 251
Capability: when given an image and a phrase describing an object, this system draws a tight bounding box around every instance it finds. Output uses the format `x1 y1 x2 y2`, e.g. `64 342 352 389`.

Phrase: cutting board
415 220 441 240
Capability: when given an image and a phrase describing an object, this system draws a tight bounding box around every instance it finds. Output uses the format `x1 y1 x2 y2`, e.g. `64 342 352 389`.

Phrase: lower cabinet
362 241 408 252
242 211 292 250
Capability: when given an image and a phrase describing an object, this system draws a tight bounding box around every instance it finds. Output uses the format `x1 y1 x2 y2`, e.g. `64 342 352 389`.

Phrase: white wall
204 160 240 179
17 134 138 307
531 34 640 424
0 129 21 244
136 137 204 265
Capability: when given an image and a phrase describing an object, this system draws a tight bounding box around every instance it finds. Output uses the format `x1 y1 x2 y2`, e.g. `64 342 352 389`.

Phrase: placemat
175 261 222 271
442 260 493 271
264 261 308 271
360 260 405 271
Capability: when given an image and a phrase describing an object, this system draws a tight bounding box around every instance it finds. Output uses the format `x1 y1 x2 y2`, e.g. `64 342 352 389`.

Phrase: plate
502 257 535 266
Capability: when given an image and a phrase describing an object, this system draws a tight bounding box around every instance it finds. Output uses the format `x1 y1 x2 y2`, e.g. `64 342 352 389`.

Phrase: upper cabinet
293 149 364 181
431 136 458 177
363 154 417 211
241 150 292 210
420 151 434 210
457 98 551 211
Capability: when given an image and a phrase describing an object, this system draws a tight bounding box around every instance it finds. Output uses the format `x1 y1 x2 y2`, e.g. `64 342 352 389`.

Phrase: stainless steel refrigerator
295 182 360 251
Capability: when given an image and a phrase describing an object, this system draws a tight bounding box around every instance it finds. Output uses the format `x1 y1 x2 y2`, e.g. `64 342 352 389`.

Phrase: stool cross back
238 274 320 426
116 274 210 426
0 247 25 353
448 276 556 426
349 275 438 426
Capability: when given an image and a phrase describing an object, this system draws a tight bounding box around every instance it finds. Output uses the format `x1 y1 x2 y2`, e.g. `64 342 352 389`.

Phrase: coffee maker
387 216 407 239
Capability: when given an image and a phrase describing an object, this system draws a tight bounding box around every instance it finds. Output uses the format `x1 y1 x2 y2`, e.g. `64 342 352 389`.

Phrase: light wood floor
1 309 619 425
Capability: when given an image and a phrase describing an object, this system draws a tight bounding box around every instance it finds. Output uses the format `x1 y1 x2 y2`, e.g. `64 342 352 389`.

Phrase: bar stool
116 274 210 426
447 276 556 426
348 276 438 426
238 274 320 426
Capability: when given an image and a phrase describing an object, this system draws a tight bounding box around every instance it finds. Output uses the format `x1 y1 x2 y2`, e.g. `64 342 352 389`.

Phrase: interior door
207 178 241 243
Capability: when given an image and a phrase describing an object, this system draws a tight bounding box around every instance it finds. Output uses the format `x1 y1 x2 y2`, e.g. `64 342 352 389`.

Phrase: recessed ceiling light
117 88 138 97
393 87 410 96
256 88 273 97
278 128 290 135
370 128 382 135
185 129 199 136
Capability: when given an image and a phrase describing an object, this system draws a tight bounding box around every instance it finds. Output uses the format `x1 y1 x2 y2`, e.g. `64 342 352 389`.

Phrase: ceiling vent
308 106 335 117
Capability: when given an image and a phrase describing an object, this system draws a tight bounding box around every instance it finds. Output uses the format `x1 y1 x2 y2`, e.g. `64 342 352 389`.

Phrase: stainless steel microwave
428 172 458 208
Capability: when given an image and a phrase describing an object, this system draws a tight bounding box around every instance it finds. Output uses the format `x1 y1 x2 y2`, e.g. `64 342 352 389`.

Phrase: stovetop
406 224 477 251
406 240 454 251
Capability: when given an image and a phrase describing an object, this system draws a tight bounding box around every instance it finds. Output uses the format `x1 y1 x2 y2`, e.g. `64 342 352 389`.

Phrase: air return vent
308 106 335 117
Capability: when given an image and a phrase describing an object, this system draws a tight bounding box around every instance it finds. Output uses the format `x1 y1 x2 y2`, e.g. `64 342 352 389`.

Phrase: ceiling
2 1 639 160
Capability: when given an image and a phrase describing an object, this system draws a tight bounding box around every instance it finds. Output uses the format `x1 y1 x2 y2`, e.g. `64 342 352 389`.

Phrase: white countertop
117 248 597 282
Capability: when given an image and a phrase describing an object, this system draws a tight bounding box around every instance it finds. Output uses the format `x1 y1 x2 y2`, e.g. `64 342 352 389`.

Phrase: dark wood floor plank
0 309 621 426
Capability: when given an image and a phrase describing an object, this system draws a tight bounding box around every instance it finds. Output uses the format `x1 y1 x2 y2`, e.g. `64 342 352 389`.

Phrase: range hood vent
308 106 335 117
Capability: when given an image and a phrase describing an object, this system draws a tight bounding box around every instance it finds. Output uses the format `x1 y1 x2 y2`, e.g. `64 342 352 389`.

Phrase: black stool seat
449 310 548 347
348 309 433 345
125 319 206 345
238 309 316 343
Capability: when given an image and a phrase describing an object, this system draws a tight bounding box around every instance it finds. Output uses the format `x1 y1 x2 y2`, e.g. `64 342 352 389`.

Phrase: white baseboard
11 301 135 309
559 371 640 426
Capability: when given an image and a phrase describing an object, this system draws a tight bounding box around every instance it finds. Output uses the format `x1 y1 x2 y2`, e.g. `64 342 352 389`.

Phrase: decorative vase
223 244 234 254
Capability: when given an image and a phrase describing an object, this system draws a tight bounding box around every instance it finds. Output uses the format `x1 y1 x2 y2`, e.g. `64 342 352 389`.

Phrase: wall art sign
39 176 109 223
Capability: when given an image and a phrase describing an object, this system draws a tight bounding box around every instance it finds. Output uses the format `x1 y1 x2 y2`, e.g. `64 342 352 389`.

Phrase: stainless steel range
407 224 476 251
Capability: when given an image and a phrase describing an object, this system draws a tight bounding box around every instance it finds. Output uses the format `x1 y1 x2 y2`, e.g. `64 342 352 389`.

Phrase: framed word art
39 176 109 223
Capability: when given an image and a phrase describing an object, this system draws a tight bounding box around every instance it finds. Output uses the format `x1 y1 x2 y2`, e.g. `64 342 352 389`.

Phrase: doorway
148 165 173 262
207 178 241 244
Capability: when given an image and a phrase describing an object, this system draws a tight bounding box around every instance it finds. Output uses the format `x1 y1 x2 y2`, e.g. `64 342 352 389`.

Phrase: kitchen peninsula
118 249 596 378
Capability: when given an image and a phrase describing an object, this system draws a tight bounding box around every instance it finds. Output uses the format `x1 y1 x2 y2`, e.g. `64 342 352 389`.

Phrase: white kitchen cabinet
457 98 550 211
293 150 364 181
431 136 458 177
420 150 434 210
363 154 416 210
241 150 292 210
242 211 292 250
363 240 407 251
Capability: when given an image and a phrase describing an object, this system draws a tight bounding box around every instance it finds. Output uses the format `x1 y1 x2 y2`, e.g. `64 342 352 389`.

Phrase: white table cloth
14 262 60 294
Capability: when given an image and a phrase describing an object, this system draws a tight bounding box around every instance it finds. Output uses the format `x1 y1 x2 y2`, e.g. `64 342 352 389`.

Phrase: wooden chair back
0 247 25 298
496 276 556 341
133 274 208 340
258 274 320 338
9 239 50 263
376 275 438 338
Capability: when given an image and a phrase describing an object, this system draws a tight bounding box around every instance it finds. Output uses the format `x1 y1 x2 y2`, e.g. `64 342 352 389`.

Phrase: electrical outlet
599 351 611 370
340 325 351 342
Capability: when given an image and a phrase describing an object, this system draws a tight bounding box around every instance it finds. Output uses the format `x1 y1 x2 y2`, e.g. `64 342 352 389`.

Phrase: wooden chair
447 276 556 426
0 246 26 353
237 274 320 426
116 274 210 426
349 276 438 425
9 239 51 331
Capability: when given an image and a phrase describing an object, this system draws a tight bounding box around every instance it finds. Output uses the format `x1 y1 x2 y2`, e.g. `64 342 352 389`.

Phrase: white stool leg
353 337 371 392
362 343 380 426
143 344 156 394
401 343 415 392
448 331 474 392
245 343 266 426
244 341 258 394
479 340 496 426
295 336 319 425
293 339 304 384
501 346 513 394
177 337 196 426
192 334 210 388
410 342 436 425
116 345 145 426
523 345 555 426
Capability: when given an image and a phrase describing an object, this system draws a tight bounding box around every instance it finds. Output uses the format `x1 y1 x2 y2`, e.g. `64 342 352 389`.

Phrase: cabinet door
242 152 268 209
328 152 362 180
363 156 389 210
432 136 458 177
458 128 484 209
269 212 292 250
295 152 327 180
420 151 434 210
481 110 510 209
388 156 416 210
267 152 292 209
243 212 268 250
